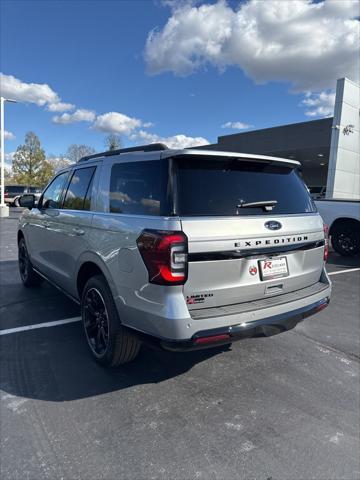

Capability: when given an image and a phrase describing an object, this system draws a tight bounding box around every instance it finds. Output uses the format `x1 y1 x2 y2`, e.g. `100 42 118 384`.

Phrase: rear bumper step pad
189 281 329 320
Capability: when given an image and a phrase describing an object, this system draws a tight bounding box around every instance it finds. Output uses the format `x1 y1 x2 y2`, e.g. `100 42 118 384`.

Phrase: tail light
137 229 188 285
323 224 329 262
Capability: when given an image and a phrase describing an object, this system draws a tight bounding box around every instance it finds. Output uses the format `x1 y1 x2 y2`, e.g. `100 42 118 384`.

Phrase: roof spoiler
78 143 168 162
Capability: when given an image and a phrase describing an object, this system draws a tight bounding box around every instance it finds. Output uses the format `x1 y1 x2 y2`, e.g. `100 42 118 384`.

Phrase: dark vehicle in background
5 185 43 206
308 186 327 200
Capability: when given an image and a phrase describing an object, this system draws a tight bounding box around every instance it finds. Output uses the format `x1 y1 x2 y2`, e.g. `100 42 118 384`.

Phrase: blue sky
0 0 358 160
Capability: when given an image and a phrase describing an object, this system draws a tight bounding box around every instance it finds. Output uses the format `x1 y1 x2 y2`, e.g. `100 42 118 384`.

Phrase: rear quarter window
109 160 171 216
176 157 316 216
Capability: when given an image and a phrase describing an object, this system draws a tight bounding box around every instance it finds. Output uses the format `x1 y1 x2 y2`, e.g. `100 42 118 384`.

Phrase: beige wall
326 78 360 199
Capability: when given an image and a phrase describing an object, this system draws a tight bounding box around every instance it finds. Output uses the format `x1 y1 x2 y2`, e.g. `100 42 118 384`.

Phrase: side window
109 161 167 216
63 167 96 211
40 172 68 209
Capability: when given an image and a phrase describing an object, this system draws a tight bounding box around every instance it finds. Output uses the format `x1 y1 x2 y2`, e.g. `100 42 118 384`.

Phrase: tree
37 160 55 187
105 134 122 151
66 144 96 163
4 166 15 183
47 154 72 172
12 132 48 186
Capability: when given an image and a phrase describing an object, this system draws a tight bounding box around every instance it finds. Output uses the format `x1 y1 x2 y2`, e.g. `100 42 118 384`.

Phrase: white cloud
0 73 60 105
221 121 253 130
47 102 75 112
145 0 359 91
131 129 209 149
301 91 336 117
53 108 96 124
4 130 15 140
142 121 155 128
93 112 142 135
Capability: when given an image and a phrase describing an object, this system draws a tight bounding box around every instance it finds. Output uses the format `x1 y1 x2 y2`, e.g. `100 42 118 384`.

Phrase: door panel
25 171 69 272
41 165 97 293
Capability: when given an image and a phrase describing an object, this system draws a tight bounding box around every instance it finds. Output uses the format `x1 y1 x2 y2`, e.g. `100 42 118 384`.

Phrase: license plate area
258 256 289 281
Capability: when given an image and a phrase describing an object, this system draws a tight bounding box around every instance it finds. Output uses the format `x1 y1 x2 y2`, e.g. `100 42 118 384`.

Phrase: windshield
175 157 316 216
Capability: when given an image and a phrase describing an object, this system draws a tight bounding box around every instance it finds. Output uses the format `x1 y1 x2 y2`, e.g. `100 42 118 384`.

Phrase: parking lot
0 209 359 480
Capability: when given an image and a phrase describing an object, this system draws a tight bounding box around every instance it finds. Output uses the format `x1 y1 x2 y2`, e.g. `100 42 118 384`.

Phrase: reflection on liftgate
18 143 331 367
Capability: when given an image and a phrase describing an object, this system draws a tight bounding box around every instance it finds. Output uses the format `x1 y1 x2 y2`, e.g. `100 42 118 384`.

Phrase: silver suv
18 144 331 366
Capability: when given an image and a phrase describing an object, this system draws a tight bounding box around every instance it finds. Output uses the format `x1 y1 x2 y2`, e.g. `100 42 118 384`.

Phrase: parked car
4 185 27 205
14 187 42 207
316 199 360 256
18 144 331 366
4 185 43 206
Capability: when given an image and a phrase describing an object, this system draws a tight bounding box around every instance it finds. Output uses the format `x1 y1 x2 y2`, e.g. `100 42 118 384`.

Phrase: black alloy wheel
81 275 141 366
18 238 43 287
83 287 110 357
18 240 29 282
332 228 360 257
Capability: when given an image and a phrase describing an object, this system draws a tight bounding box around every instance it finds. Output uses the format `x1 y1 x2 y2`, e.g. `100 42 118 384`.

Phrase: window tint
176 157 316 216
5 186 26 195
41 172 68 209
63 167 96 211
110 161 170 216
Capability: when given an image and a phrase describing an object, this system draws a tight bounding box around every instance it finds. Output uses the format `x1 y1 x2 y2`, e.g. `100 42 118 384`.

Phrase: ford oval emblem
265 221 282 231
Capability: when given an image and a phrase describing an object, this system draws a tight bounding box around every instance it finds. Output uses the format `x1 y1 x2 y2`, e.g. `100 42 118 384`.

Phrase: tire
331 223 360 257
14 197 20 207
81 275 141 366
18 238 44 287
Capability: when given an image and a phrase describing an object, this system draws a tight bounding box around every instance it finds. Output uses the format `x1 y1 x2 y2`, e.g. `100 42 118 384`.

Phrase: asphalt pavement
1 209 359 480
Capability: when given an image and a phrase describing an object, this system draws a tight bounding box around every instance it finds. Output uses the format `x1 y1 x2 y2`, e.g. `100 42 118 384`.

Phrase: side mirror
19 194 35 209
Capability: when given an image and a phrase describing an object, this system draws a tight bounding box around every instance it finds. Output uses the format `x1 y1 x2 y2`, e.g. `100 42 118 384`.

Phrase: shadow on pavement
326 251 360 268
0 260 80 329
0 322 229 402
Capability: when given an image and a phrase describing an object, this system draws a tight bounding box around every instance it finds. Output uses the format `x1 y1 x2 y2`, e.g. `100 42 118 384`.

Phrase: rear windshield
176 157 316 216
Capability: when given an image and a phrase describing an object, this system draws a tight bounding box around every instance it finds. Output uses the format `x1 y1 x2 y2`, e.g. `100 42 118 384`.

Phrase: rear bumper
120 270 331 349
160 296 330 351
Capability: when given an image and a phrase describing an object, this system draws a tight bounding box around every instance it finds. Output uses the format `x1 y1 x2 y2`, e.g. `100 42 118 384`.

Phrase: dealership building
200 78 360 200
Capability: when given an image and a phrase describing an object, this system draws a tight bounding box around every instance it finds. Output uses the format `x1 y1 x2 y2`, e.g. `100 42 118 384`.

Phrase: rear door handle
43 221 50 228
73 228 85 236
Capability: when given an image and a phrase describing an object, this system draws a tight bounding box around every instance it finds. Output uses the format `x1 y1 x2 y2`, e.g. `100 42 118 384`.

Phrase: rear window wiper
236 199 278 212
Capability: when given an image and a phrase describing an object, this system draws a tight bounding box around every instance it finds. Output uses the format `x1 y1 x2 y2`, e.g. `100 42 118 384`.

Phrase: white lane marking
328 267 360 276
0 317 81 336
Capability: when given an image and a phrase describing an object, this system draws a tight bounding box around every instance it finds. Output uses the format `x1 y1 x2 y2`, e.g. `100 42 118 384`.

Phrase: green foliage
12 132 53 186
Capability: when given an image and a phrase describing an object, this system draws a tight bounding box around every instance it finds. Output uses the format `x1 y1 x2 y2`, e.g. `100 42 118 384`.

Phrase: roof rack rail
78 143 169 162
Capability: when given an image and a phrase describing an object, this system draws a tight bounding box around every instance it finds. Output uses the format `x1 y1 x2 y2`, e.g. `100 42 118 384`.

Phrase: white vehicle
315 199 360 256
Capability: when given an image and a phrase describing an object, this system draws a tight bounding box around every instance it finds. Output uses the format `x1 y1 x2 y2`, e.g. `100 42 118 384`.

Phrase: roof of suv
77 143 300 168
162 148 300 167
